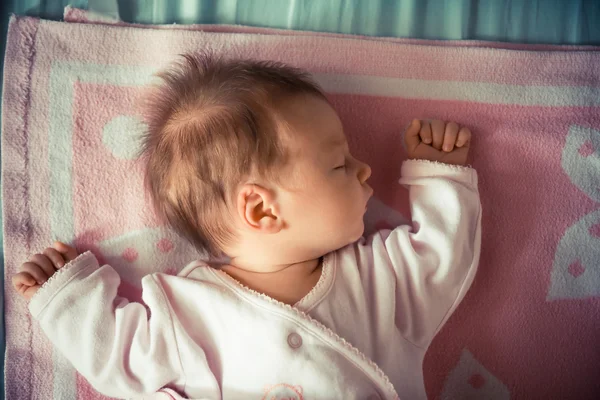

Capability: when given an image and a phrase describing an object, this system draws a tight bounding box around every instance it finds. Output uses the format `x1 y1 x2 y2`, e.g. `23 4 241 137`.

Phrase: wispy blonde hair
138 52 326 256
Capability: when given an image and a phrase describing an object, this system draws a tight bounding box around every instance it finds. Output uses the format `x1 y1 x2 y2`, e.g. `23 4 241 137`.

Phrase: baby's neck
221 257 323 306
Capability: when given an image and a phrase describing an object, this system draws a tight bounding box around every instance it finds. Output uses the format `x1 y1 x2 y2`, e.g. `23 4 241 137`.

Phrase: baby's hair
138 51 327 257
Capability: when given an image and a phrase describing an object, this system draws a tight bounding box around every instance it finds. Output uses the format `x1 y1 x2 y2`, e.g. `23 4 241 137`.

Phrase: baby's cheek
334 195 359 222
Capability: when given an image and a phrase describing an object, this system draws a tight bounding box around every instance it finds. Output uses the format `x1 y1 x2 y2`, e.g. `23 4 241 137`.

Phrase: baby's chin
306 217 366 256
332 220 366 250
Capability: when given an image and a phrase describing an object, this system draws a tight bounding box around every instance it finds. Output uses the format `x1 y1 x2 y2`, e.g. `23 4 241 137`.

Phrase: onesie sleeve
376 159 482 349
28 251 185 397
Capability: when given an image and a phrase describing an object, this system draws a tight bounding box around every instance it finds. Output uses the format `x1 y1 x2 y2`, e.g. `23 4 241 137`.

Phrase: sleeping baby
12 52 481 400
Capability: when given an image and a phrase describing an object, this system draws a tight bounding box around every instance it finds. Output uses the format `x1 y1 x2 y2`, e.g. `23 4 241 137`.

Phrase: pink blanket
3 7 600 400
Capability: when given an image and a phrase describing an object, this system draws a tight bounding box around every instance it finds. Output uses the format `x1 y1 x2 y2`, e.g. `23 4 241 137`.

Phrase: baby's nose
358 161 372 183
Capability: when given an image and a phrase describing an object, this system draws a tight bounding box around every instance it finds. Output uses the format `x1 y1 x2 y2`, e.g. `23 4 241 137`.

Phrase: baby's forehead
276 95 346 150
279 127 346 165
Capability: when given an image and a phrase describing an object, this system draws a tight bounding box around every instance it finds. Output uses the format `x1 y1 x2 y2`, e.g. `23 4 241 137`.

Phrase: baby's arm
380 119 481 348
12 243 185 397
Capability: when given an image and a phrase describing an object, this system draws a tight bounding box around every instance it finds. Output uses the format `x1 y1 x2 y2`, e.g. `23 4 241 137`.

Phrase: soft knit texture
2 7 600 400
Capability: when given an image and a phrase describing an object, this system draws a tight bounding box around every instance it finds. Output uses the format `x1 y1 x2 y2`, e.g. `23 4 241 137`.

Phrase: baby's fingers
419 121 432 144
12 271 37 289
52 241 79 263
442 122 459 152
29 253 56 279
43 247 66 269
11 272 40 300
456 126 472 148
404 119 423 153
430 120 446 151
19 261 50 285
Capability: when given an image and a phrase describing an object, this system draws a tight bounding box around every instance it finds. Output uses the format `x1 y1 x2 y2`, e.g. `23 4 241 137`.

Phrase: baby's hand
12 242 78 300
404 119 472 166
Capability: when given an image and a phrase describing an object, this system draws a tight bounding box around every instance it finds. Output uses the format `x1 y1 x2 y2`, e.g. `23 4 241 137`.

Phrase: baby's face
278 95 373 256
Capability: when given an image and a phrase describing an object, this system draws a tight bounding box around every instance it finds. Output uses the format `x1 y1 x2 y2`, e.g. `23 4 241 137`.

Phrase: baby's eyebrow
322 137 347 150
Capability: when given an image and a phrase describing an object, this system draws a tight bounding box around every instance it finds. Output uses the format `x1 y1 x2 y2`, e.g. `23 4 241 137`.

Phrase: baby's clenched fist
404 119 472 166
12 242 79 300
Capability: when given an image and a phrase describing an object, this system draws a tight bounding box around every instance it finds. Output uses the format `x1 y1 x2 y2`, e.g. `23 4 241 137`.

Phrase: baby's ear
236 184 283 234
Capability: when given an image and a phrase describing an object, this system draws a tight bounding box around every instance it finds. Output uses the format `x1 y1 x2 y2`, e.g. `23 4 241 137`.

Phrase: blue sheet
2 0 600 397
